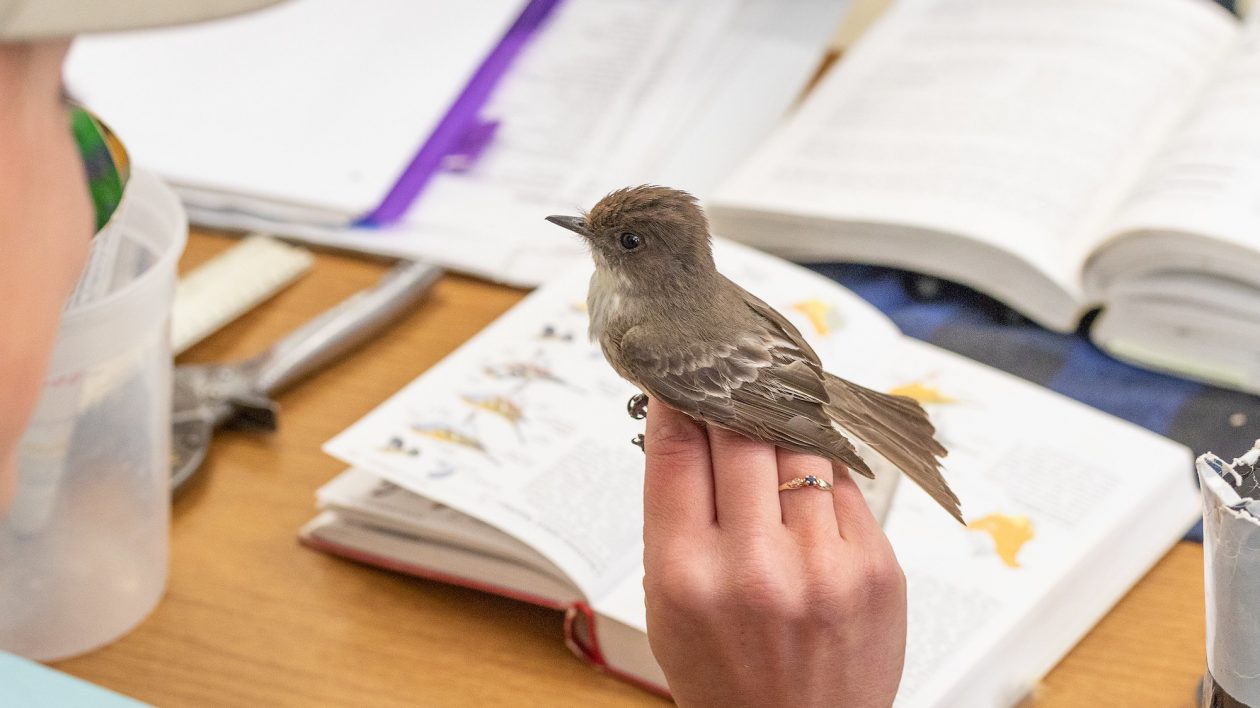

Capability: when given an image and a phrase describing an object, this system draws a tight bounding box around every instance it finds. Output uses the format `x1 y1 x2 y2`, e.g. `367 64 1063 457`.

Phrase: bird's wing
617 321 874 478
734 281 961 522
727 276 823 364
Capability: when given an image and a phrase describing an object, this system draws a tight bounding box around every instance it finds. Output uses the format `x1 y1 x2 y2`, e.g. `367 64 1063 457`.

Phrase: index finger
643 399 716 545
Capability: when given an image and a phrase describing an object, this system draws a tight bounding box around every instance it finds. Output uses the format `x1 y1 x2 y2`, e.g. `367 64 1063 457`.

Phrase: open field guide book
710 0 1260 394
303 240 1199 706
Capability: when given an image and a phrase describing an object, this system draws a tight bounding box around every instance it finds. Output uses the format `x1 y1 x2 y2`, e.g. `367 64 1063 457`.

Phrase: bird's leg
627 394 648 452
627 393 648 420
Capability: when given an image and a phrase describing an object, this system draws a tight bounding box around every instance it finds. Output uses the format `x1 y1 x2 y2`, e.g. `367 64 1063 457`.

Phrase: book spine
562 602 671 699
562 602 605 667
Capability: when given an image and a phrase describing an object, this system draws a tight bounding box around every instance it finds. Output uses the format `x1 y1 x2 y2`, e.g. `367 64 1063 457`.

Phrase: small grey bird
546 186 963 524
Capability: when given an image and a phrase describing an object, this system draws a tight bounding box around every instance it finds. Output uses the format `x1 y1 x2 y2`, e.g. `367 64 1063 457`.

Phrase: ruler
172 235 314 355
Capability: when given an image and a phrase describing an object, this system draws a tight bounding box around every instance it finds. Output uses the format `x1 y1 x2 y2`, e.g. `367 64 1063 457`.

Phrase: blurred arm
0 39 93 509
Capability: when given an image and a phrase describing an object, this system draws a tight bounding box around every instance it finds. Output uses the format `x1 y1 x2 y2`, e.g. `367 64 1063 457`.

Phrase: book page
1091 272 1260 394
66 0 524 217
381 0 850 285
176 0 850 288
301 511 581 608
1105 17 1260 254
884 340 1197 707
316 468 561 575
715 0 1236 298
324 240 901 600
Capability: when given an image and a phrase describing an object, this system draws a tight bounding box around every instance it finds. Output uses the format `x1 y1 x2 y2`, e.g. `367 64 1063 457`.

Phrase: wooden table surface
50 231 1208 707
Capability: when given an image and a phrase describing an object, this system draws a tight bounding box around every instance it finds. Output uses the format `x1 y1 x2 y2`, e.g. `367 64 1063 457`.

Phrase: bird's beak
545 215 592 239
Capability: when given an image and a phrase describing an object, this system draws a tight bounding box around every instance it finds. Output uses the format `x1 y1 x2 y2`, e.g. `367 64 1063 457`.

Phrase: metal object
1197 443 1260 708
170 260 443 493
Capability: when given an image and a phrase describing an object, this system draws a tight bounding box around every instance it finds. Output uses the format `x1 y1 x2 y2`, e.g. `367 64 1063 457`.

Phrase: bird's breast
587 269 632 344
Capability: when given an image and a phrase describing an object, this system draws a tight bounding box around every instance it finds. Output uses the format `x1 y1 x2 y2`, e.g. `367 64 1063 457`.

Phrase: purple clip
357 0 562 228
441 118 500 173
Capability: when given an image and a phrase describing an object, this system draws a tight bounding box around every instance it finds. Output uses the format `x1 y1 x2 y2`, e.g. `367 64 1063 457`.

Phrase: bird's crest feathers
585 185 710 250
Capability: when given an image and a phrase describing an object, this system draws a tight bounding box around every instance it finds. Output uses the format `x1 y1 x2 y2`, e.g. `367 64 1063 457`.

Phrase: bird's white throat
587 266 635 343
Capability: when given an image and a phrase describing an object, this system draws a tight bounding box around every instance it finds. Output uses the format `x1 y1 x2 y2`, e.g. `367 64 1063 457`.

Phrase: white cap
0 0 286 41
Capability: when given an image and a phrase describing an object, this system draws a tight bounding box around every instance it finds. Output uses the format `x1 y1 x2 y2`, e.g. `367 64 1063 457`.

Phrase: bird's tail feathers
824 375 963 524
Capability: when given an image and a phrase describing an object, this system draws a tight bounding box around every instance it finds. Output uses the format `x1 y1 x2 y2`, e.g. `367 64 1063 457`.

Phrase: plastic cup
0 169 186 660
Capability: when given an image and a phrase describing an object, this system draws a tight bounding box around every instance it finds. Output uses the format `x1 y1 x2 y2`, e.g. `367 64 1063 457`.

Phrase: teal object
0 652 149 707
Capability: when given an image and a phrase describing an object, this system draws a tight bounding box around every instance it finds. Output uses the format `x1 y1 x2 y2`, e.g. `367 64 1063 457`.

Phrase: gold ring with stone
777 475 834 492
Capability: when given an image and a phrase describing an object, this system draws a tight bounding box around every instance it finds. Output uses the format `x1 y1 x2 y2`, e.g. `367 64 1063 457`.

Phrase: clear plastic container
0 169 187 660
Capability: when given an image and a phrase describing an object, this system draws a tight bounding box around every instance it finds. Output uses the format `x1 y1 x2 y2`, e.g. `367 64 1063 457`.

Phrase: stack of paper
66 0 523 226
66 0 850 286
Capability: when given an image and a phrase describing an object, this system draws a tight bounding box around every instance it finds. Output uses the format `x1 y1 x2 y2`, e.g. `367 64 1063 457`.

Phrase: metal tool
170 260 443 494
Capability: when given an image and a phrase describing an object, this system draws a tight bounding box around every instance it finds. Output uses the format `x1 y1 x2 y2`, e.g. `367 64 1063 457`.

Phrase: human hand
641 401 907 708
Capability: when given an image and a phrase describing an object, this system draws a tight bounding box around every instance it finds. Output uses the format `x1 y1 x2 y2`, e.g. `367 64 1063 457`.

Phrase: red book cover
300 533 671 698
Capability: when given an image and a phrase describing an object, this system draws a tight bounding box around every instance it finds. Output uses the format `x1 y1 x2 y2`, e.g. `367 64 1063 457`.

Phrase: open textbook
304 241 1200 706
710 0 1260 394
66 0 848 287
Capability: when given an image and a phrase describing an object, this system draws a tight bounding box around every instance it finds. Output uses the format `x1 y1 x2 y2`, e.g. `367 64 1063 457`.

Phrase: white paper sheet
66 0 524 219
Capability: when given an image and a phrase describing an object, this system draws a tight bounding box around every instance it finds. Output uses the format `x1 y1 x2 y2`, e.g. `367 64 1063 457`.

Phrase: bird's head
546 185 714 290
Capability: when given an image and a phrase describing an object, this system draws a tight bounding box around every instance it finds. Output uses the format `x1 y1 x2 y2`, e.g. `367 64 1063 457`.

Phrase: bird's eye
619 232 642 250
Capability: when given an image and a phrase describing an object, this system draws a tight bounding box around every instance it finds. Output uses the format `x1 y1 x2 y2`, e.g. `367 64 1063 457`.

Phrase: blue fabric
810 265 1260 544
